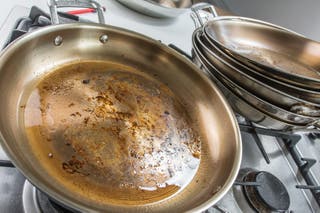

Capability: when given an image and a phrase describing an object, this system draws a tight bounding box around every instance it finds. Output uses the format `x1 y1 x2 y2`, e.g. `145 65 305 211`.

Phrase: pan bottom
22 60 201 205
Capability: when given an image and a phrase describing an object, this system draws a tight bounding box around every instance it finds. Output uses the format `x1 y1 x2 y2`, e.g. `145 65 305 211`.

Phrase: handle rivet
54 35 63 46
99 34 108 44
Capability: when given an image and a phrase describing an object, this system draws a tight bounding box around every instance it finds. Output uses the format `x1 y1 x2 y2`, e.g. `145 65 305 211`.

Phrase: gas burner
22 180 74 213
36 189 75 213
243 170 290 212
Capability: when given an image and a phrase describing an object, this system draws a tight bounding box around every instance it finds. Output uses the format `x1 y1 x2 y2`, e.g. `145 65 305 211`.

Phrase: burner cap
244 171 290 212
255 172 290 210
23 180 74 213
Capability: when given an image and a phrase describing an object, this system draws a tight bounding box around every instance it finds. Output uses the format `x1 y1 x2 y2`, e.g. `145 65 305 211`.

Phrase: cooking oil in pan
23 60 201 205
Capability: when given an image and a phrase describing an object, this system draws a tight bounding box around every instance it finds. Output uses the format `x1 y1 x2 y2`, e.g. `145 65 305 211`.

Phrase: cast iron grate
238 123 320 207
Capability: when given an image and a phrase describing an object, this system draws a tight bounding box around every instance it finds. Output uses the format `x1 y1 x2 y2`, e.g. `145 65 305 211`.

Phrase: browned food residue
23 61 201 205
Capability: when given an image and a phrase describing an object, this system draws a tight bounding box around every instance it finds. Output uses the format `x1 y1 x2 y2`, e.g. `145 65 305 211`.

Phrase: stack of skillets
191 4 320 130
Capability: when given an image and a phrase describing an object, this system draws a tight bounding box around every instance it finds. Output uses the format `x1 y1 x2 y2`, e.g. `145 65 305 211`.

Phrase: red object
67 6 106 15
67 8 96 15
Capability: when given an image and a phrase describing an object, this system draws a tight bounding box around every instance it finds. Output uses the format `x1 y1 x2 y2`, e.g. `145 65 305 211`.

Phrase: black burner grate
3 6 87 49
239 123 320 207
36 189 76 213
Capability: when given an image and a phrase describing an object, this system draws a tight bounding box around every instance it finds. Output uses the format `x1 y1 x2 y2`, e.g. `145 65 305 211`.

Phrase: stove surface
0 167 25 213
209 132 318 212
0 5 320 213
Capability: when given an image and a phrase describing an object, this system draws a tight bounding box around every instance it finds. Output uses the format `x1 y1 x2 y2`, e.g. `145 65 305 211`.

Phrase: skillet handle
48 0 105 24
190 3 218 28
168 44 193 61
312 120 320 130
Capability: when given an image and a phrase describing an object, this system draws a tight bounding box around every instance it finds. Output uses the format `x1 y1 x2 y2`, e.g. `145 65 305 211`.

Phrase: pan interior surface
22 60 201 205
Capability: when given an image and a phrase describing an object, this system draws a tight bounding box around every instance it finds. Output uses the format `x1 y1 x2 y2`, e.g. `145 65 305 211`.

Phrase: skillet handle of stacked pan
48 0 105 24
190 3 217 28
310 120 320 130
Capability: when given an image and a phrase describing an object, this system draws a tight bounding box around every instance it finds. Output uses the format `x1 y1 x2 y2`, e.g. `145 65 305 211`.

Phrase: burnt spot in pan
82 79 90 84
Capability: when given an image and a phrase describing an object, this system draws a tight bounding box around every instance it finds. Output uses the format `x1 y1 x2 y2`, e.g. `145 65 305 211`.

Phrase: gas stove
0 5 320 213
212 125 320 213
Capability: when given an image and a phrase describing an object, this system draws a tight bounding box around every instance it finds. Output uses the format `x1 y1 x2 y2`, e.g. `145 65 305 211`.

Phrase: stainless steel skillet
200 32 320 106
0 1 241 212
192 34 300 130
196 29 320 116
190 3 320 117
194 29 320 128
204 8 320 90
194 4 320 90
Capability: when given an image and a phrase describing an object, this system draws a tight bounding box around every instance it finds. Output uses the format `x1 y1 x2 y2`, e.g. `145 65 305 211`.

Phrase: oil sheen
23 61 201 205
